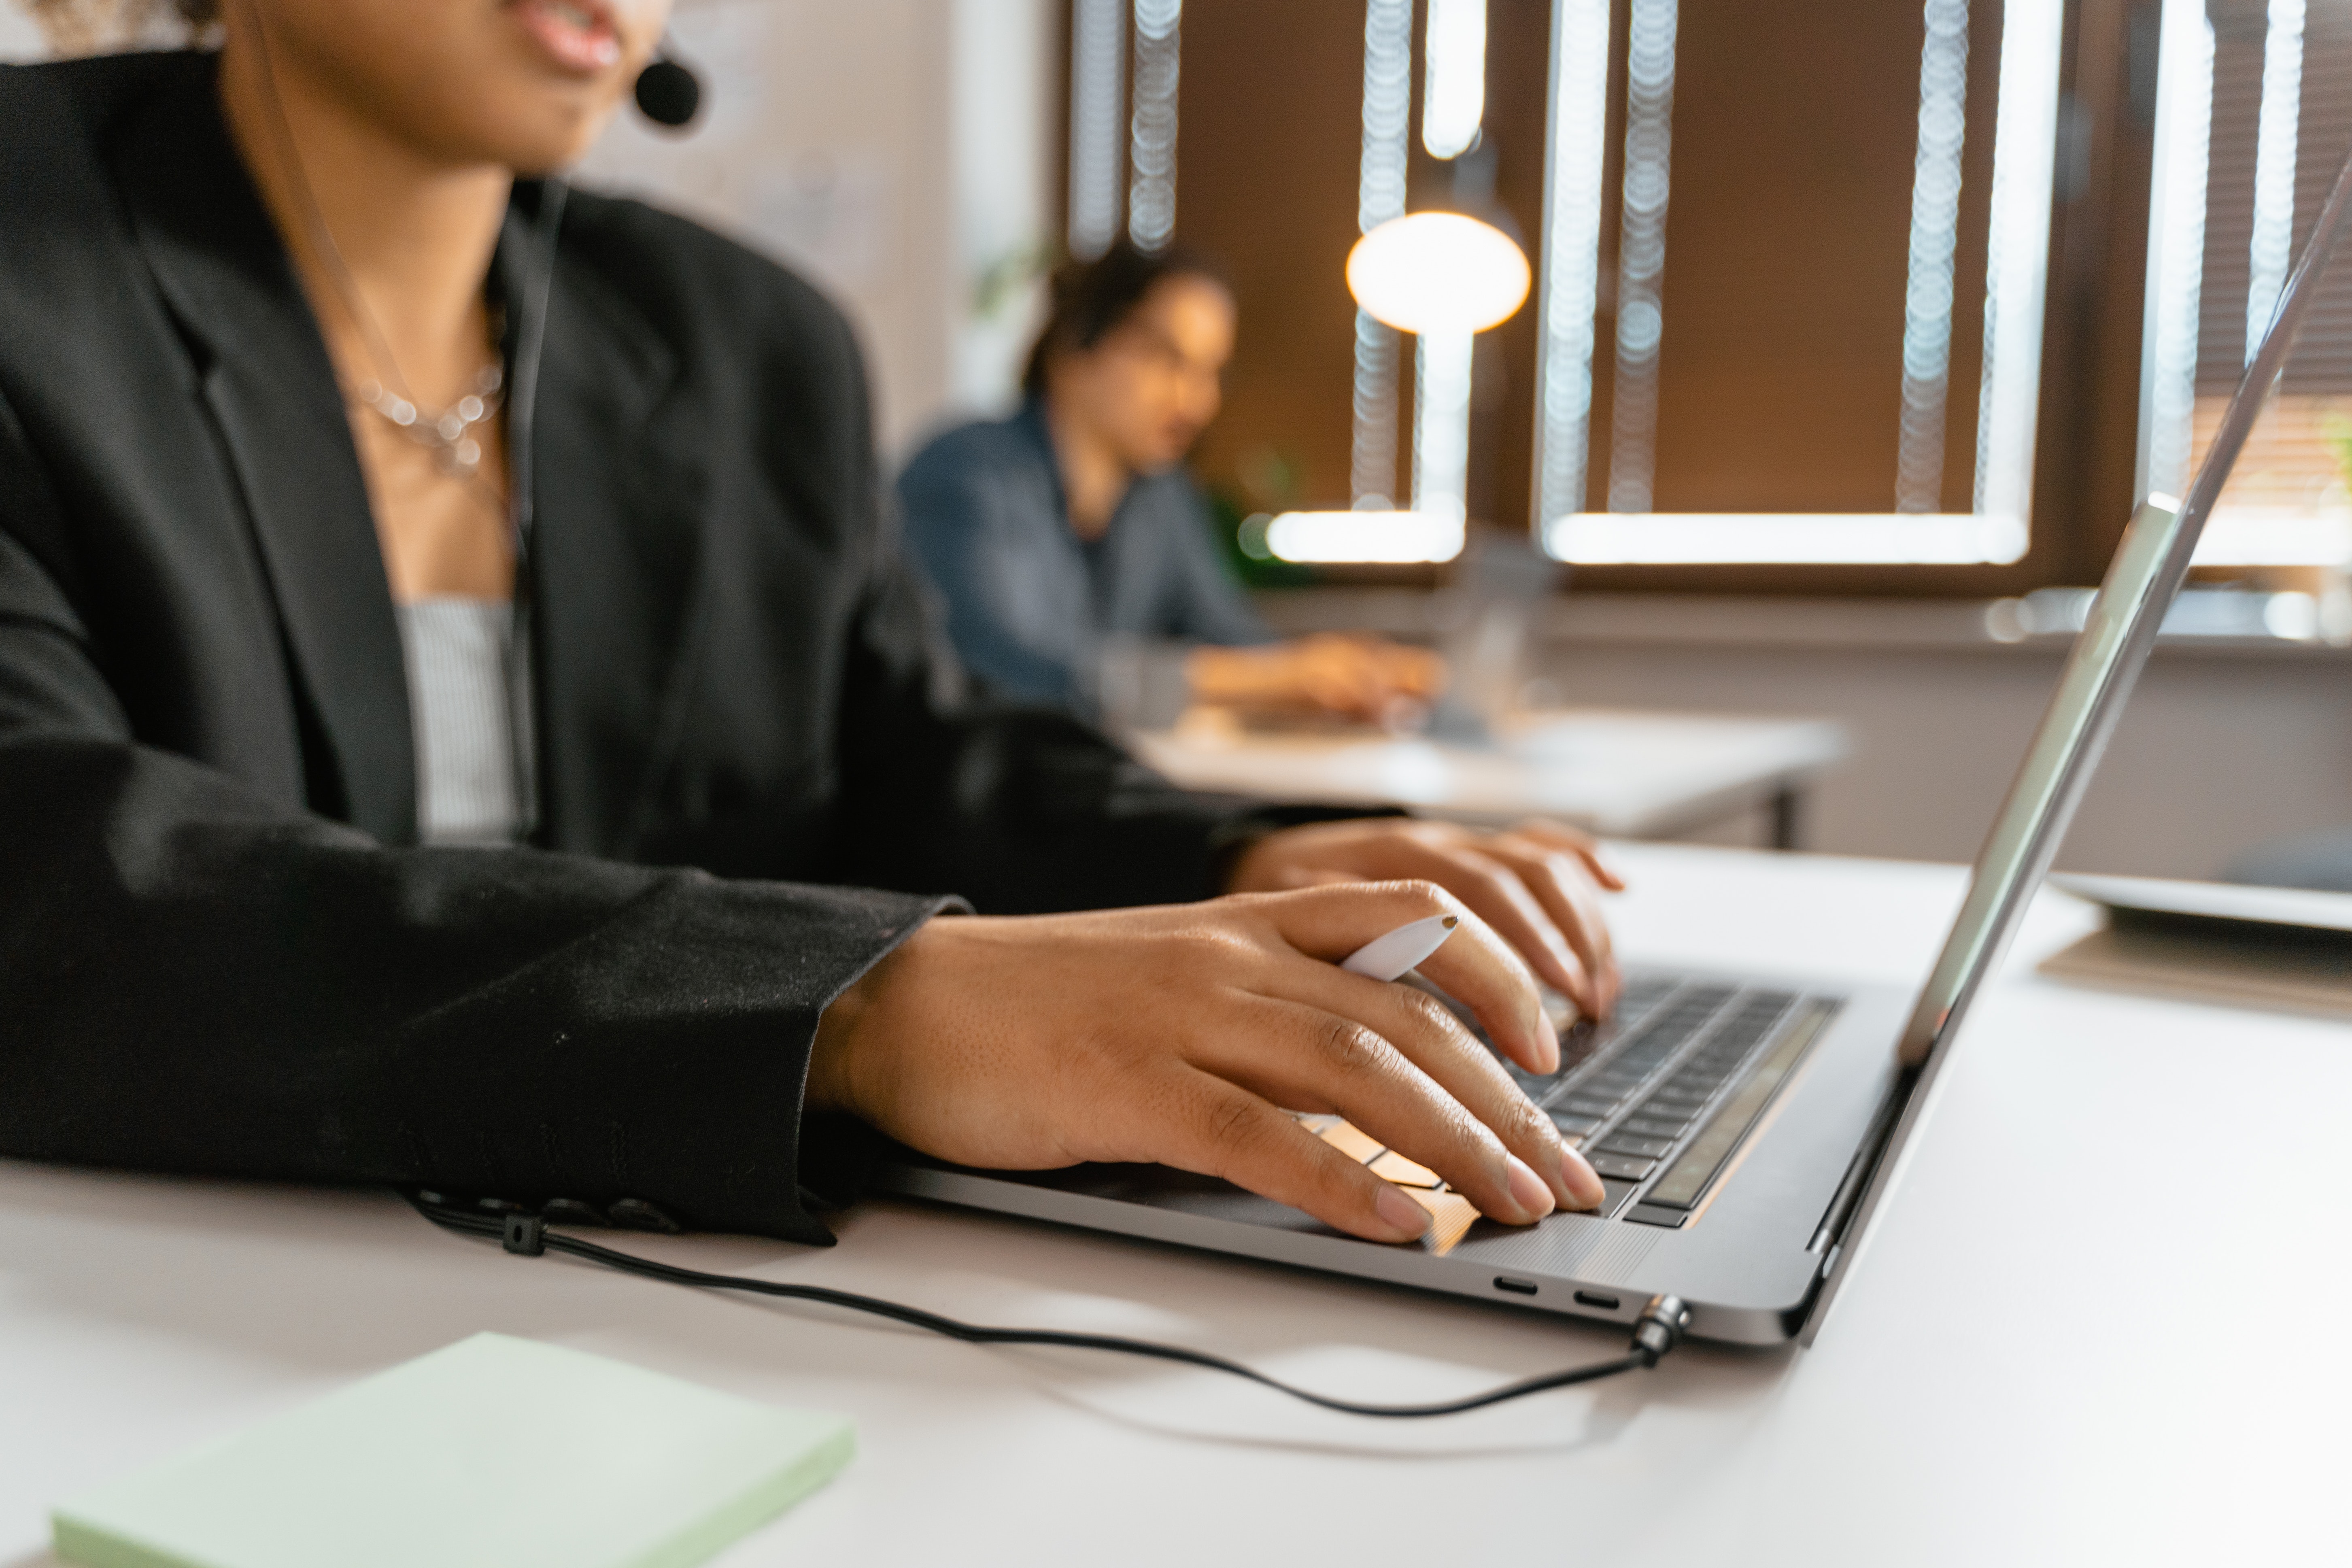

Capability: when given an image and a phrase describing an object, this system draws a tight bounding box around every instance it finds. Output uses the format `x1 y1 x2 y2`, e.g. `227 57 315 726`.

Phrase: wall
1264 589 2352 877
578 0 1058 462
1170 0 2156 604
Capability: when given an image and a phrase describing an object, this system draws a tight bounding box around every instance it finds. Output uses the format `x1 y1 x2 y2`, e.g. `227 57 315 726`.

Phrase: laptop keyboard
1296 975 1837 1234
1527 977 1844 1223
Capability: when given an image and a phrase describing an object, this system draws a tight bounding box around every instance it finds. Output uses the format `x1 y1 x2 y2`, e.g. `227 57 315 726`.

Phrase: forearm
1184 642 1300 705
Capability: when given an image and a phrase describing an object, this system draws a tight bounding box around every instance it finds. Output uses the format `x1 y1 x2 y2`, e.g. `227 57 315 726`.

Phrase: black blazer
0 53 1328 1240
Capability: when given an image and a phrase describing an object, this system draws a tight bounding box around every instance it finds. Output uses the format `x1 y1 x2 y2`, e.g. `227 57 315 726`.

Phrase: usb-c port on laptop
1573 1290 1621 1310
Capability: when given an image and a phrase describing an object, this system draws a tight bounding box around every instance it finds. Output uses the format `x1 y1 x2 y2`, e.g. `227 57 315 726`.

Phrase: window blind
2197 0 2352 393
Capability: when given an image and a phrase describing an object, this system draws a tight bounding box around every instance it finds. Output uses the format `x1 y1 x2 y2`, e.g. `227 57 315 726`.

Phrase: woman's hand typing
1227 817 1625 1020
807 882 1607 1243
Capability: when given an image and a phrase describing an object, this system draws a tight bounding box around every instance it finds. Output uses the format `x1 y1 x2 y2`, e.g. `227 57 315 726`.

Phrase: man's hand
1226 818 1625 1027
808 882 1606 1244
1185 633 1443 724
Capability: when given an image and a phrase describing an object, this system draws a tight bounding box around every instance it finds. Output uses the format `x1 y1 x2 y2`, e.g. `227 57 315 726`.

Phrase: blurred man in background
899 242 1438 727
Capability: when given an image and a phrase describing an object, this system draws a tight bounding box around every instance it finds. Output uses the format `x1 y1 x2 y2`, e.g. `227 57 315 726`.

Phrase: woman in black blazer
0 0 1620 1245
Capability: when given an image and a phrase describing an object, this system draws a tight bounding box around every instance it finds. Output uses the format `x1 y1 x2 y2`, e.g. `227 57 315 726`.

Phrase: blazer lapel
109 64 416 842
517 212 694 858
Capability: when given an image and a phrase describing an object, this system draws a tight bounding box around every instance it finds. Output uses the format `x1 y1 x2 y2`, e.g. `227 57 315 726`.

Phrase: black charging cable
406 1191 1687 1418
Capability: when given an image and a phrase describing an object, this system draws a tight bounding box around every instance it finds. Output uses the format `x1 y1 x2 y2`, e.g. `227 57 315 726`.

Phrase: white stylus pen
1339 914 1460 982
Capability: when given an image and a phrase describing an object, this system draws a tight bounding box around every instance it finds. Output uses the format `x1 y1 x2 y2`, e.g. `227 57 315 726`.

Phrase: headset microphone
633 42 703 130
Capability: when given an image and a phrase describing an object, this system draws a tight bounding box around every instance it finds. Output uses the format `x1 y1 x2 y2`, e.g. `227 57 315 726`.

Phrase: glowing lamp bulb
1345 212 1531 336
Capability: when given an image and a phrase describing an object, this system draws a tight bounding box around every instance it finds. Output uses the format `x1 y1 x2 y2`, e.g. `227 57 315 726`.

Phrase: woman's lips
512 0 623 73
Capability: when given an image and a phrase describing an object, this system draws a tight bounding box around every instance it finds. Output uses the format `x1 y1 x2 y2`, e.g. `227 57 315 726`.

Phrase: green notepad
52 1332 855 1568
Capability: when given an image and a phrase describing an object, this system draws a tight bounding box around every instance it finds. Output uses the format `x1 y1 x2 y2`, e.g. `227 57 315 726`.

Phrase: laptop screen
1895 134 2352 1071
1894 491 2182 1067
1800 139 2352 1345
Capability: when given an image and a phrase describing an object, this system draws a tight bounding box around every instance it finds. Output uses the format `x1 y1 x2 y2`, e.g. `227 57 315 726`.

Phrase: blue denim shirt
897 402 1272 718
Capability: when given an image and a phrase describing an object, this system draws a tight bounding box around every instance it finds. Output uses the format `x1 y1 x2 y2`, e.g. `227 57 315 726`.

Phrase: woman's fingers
1156 1069 1436 1242
1514 818 1627 891
1351 835 1603 1019
1193 1000 1546 1223
1198 979 1602 1215
1353 824 1620 1017
1266 865 1366 890
1247 879 1553 1072
1483 836 1621 1016
1224 881 1611 1215
1228 880 1607 1214
1446 847 1603 1018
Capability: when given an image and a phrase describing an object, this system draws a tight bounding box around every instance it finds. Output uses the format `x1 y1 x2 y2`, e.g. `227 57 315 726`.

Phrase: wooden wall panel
1175 0 1369 514
1644 0 1993 515
1149 0 2153 592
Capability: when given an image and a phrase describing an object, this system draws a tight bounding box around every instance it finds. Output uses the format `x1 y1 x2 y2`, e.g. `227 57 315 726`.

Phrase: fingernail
1375 1183 1432 1238
1560 1145 1606 1210
1526 1013 1560 1073
1504 1155 1556 1222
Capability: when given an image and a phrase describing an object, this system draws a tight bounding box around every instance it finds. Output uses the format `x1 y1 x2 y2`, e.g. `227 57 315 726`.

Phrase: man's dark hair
1020 241 1229 400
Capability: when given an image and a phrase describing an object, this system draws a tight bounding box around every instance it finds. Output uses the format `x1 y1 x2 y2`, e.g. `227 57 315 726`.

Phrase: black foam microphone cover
634 56 702 128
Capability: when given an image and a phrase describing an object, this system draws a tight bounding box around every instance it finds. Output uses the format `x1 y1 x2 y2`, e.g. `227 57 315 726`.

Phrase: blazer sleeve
0 385 945 1243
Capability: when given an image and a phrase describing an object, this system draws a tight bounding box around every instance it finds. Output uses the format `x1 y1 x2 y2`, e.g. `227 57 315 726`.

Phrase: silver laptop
880 143 2352 1349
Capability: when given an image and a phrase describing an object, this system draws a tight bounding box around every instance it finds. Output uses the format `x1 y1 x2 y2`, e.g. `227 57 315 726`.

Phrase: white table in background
4 842 2348 1567
1132 708 1849 848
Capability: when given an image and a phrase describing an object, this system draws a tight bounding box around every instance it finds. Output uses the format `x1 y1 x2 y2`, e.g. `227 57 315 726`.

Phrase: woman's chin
448 96 621 176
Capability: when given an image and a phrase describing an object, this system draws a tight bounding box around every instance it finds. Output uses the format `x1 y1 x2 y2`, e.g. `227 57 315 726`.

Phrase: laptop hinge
1806 1067 1916 1259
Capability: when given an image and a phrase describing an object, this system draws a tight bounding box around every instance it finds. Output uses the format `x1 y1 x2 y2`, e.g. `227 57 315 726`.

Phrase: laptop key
1366 1149 1442 1189
1317 1121 1386 1164
1560 1096 1619 1118
1641 1005 1824 1209
1586 1152 1657 1181
1620 1115 1688 1138
1592 1178 1645 1218
1599 1135 1675 1159
1549 1111 1601 1135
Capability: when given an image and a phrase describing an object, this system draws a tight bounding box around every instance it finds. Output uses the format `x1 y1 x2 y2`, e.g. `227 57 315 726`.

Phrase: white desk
5 843 2348 1566
1133 708 1849 848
